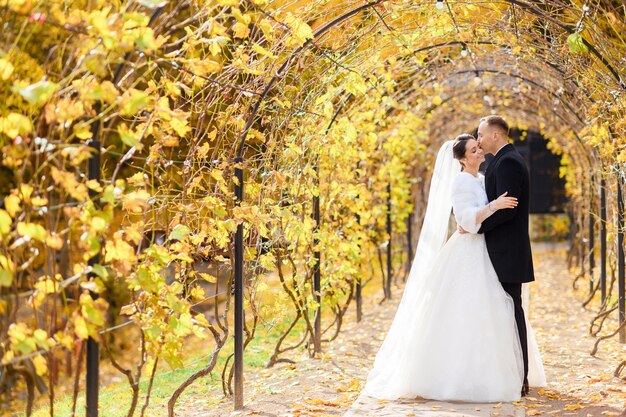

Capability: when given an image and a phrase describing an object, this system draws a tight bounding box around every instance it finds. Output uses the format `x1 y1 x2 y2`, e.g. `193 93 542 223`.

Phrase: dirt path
182 243 626 417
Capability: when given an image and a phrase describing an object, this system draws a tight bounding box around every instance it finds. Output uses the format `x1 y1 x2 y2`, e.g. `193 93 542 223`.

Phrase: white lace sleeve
451 174 482 234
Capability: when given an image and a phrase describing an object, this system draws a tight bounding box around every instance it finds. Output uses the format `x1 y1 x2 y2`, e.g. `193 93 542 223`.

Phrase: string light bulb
436 0 445 10
461 45 468 57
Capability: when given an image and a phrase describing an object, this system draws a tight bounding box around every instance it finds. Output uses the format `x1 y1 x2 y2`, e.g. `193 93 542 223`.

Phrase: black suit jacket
478 144 535 283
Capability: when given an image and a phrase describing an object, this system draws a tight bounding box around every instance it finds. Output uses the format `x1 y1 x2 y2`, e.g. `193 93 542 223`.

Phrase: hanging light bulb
461 45 468 57
436 0 445 10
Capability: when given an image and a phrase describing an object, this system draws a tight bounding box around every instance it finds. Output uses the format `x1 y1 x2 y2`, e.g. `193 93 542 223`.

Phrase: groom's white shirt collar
494 143 509 157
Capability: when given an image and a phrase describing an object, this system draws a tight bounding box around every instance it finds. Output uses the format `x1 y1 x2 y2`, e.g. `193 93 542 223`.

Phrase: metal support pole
580 214 584 272
233 157 244 409
386 182 392 299
589 177 595 294
312 163 322 354
600 177 607 302
85 114 102 417
86 128 101 417
617 171 626 343
355 208 362 322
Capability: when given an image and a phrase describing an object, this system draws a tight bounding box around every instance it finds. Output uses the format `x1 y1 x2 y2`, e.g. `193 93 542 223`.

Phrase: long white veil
405 140 461 291
363 140 461 395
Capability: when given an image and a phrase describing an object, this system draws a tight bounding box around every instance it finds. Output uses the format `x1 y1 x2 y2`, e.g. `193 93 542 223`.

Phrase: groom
476 115 534 397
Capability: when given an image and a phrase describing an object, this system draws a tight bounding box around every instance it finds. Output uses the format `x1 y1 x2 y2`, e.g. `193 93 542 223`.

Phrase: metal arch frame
451 69 586 125
234 0 622 159
395 40 593 106
234 0 386 159
415 89 584 142
383 69 587 131
504 0 625 90
413 87 595 169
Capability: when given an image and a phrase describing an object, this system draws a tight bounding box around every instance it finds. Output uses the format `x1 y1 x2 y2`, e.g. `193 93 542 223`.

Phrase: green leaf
101 185 116 204
118 124 140 147
137 0 168 8
567 33 589 54
80 294 106 326
134 27 158 51
169 313 192 336
13 80 60 106
0 268 13 287
91 264 109 279
136 267 164 293
119 89 150 116
168 224 190 241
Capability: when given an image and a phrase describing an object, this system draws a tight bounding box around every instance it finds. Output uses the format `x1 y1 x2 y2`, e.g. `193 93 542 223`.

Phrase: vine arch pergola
1 0 626 415
226 0 625 408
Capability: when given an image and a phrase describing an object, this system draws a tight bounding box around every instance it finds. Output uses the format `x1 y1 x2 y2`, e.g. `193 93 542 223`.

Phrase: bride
362 134 546 402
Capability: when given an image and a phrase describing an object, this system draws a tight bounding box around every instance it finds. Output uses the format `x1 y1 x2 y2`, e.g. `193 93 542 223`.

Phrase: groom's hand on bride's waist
457 226 468 234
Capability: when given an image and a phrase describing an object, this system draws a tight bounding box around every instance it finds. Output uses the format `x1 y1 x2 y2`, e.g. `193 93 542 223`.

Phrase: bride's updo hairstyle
452 133 475 170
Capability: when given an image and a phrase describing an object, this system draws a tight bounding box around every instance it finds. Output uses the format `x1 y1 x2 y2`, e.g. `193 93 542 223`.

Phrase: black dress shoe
521 381 529 397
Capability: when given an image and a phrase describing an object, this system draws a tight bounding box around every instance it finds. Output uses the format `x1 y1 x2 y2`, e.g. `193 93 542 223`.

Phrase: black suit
478 143 534 388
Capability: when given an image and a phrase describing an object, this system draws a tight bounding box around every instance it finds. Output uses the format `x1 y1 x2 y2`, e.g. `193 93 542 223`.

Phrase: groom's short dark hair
480 115 509 136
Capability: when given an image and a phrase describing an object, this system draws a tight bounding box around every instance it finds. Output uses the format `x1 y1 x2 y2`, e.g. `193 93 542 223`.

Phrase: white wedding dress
362 142 546 403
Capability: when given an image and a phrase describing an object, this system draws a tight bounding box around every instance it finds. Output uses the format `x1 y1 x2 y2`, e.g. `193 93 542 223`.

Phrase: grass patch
27 313 309 417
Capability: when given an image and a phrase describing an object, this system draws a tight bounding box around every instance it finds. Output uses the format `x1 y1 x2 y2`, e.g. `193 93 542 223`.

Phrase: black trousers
501 282 528 386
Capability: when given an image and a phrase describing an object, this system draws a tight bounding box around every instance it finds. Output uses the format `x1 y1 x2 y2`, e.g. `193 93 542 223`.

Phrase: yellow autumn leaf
211 169 225 182
283 13 313 48
0 210 11 235
0 113 33 139
3 195 20 218
104 237 134 260
0 58 14 80
50 167 89 202
32 355 48 376
432 95 443 106
188 59 222 75
344 72 367 96
30 196 48 207
258 18 274 41
233 21 250 39
73 315 89 340
252 43 276 59
196 141 211 159
199 273 217 283
17 222 47 242
46 233 64 250
44 98 85 125
79 80 120 104
161 136 179 147
122 189 151 213
169 116 191 137
86 179 103 193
